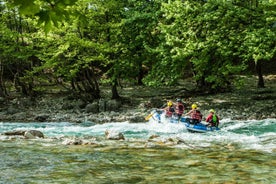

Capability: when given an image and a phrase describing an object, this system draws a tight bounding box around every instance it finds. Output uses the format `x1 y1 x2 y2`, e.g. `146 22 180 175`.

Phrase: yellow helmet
191 104 197 109
167 101 173 107
209 109 215 113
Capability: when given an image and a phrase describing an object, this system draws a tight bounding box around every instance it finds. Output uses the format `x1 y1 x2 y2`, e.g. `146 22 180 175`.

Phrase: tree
11 0 78 33
151 0 275 92
1 0 275 100
119 0 162 86
32 0 125 100
0 1 40 97
239 0 276 88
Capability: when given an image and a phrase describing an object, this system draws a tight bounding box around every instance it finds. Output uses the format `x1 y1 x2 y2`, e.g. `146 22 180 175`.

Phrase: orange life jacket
175 103 184 115
191 110 202 120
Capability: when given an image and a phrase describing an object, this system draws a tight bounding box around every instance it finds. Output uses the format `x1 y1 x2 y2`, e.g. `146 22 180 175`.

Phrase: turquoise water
0 118 275 183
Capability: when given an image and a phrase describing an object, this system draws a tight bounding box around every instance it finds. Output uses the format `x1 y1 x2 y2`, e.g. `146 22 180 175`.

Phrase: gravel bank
0 75 275 123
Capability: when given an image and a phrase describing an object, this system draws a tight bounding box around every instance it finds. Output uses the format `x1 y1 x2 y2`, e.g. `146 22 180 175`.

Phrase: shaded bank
0 75 276 123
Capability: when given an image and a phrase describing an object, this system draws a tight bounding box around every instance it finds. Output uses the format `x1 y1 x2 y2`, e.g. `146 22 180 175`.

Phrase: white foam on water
0 119 275 152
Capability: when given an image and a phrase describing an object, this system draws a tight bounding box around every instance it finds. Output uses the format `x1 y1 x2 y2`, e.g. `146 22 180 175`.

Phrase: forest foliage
0 0 275 100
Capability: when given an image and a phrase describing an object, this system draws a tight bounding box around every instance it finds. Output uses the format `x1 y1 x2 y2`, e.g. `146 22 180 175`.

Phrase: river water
0 118 275 184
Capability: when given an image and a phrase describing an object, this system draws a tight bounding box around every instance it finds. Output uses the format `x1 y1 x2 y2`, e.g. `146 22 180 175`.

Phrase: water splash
0 119 276 152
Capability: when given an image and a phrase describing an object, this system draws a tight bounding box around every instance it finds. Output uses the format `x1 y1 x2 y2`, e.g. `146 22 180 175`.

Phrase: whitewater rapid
1 118 275 152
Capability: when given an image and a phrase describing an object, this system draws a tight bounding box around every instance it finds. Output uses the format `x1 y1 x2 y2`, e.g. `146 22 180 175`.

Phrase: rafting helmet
191 104 197 109
167 101 173 107
209 109 215 113
176 98 181 102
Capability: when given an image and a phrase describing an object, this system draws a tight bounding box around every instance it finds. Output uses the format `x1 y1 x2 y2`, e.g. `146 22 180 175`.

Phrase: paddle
146 109 161 120
145 102 167 121
145 113 154 121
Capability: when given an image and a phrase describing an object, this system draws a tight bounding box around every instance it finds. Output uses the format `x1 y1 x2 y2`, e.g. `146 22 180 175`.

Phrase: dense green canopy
0 0 275 99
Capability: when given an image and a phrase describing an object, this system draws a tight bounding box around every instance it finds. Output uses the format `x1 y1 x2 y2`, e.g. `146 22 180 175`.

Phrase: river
0 118 275 184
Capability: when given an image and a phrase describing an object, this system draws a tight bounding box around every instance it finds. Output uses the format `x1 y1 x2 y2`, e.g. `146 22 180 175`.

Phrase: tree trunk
256 61 265 88
0 62 7 97
136 52 144 85
85 68 100 99
111 79 120 99
0 79 6 97
137 63 143 85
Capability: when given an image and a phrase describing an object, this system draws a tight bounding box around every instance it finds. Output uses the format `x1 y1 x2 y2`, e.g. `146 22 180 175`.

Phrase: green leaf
13 0 40 15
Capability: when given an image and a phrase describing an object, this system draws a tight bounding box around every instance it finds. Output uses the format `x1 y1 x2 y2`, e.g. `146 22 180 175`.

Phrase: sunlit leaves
13 0 40 15
155 0 275 90
1 0 275 96
11 0 78 33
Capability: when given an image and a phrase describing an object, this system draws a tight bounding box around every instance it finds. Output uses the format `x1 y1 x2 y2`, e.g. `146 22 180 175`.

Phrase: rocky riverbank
0 75 276 123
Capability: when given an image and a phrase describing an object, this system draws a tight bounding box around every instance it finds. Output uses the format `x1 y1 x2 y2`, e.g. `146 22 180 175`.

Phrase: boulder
4 130 26 136
35 114 49 122
85 102 99 113
24 130 44 139
7 106 20 114
0 97 5 103
4 130 44 139
99 99 106 112
149 134 160 139
64 139 83 145
106 99 122 111
129 115 145 123
105 130 125 140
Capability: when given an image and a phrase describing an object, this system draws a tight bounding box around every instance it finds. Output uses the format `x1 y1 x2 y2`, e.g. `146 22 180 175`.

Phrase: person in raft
205 109 219 127
163 101 175 118
185 104 202 124
174 98 185 120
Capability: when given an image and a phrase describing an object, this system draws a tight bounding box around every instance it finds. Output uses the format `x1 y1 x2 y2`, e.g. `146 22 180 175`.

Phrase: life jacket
165 107 175 117
191 110 202 120
208 114 218 126
175 103 184 115
212 114 217 123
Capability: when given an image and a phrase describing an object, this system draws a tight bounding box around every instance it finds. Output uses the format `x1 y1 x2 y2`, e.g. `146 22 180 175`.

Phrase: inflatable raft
146 110 220 133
